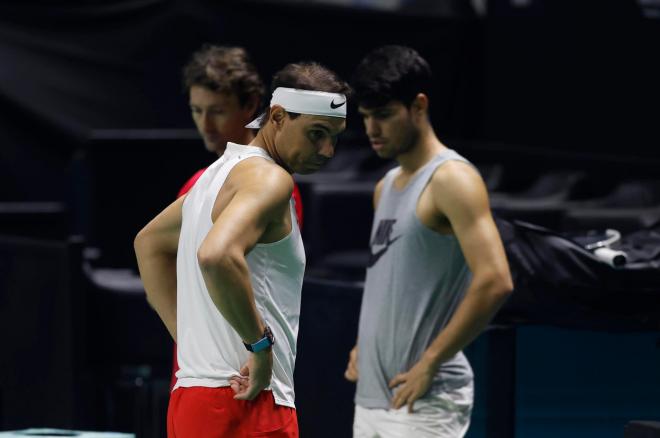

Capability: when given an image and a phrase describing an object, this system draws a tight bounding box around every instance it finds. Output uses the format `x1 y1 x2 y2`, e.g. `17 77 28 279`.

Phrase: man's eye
309 130 325 141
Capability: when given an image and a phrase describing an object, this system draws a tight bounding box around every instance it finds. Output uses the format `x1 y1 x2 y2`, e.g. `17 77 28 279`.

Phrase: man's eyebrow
189 103 223 109
359 107 391 115
309 123 332 133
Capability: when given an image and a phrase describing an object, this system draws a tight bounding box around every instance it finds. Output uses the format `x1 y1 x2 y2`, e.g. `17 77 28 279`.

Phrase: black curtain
0 0 228 200
0 1 481 202
2 1 657 203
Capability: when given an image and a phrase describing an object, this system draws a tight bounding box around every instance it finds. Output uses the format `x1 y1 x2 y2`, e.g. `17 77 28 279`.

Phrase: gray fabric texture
356 149 475 409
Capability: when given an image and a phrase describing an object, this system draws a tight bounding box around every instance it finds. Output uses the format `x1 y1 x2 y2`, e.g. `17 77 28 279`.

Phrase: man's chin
374 149 393 159
294 164 321 175
293 167 314 175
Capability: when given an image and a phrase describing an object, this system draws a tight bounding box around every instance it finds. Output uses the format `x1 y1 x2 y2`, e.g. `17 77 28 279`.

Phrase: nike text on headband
245 87 347 128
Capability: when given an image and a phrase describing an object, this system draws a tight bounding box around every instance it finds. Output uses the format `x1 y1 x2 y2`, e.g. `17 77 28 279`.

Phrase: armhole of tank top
207 153 275 224
251 181 296 248
288 198 297 233
419 155 473 199
412 157 472 236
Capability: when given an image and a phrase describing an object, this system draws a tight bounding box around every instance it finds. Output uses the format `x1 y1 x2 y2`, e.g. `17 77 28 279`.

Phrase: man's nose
201 113 215 132
365 118 380 138
318 139 335 159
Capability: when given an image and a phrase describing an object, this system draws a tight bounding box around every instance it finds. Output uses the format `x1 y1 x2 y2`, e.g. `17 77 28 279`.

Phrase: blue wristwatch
243 325 275 353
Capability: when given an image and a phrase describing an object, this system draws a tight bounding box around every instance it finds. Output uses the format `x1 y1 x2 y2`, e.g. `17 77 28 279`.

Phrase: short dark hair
182 44 265 111
259 62 351 125
352 45 432 109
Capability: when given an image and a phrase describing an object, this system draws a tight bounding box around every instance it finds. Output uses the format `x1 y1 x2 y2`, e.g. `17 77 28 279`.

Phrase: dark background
2 0 660 204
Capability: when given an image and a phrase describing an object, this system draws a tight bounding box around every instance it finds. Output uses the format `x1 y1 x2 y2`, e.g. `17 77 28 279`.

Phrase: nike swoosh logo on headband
330 99 346 109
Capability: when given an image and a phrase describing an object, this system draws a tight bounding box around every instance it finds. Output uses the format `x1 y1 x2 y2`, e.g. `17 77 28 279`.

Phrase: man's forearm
421 276 511 370
135 247 177 341
199 250 265 344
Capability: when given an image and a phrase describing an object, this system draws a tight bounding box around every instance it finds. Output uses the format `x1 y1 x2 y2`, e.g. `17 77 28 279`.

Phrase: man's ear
411 93 429 115
270 105 286 128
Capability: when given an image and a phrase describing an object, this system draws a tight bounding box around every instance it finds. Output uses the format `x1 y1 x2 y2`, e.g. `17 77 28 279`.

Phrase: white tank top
173 142 306 408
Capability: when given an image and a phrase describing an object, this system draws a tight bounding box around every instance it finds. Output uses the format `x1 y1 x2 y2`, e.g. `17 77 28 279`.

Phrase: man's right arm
196 160 293 400
196 161 292 345
134 196 184 341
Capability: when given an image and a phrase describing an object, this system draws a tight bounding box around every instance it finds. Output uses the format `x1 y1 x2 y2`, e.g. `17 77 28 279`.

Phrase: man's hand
230 349 273 400
344 345 359 382
389 357 434 413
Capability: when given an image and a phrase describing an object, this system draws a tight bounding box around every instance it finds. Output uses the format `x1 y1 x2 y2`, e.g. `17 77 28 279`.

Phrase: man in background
170 45 305 387
178 44 303 225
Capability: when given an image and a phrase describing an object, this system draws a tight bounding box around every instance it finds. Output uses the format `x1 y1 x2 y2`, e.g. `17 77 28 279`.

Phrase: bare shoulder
431 159 481 185
430 160 489 211
229 157 294 202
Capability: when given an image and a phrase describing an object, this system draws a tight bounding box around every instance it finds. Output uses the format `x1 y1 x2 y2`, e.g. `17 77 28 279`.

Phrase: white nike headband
245 87 347 128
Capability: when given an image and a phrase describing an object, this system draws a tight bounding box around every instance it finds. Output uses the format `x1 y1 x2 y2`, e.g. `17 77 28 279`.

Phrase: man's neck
239 129 256 147
249 125 292 173
396 125 446 175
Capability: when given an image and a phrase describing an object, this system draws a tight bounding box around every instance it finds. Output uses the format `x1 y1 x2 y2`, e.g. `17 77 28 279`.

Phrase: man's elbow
134 225 152 255
476 270 513 302
197 243 242 274
144 290 157 310
490 272 514 300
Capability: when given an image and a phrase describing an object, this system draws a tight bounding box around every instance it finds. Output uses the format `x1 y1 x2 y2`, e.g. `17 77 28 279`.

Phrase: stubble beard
388 121 419 160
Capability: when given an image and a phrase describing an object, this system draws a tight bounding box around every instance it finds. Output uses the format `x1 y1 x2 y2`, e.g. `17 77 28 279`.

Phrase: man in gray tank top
344 45 513 438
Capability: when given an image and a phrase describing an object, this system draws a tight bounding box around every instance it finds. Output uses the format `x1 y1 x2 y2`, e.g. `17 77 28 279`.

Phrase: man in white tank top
135 62 350 438
171 44 305 389
344 46 513 438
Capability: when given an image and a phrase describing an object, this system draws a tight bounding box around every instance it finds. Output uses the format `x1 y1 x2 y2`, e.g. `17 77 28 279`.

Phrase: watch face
244 326 275 352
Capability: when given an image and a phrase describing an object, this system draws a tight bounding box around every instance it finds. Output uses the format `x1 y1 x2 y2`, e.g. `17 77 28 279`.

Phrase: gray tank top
355 149 474 409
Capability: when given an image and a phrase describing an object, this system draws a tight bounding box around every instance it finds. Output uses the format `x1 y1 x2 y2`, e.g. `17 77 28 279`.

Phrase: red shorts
167 386 298 438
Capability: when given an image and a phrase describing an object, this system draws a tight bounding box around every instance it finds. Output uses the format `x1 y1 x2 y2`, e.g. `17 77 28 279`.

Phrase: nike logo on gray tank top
367 219 401 267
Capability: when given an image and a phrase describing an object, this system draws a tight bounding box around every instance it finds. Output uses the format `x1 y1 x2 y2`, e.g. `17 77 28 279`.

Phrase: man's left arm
390 162 513 411
134 196 184 342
